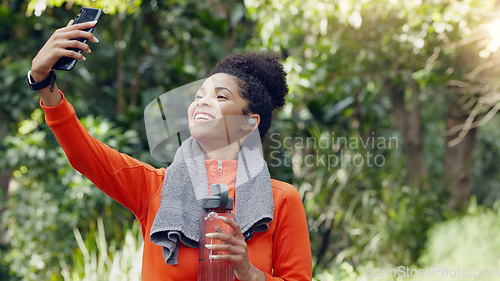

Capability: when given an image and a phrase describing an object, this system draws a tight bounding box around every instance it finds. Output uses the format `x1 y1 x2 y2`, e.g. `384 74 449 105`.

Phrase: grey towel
149 132 274 265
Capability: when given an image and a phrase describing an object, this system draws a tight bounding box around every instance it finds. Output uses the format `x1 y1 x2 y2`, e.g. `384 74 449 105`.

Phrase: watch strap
27 70 56 92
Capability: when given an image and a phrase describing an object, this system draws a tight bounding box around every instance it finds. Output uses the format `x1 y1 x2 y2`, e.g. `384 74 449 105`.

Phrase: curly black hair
210 52 289 139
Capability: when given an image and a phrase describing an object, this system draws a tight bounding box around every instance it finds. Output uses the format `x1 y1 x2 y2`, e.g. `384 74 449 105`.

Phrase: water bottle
198 183 235 281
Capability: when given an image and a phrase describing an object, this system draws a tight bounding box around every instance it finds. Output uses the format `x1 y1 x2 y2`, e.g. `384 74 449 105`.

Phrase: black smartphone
52 7 102 71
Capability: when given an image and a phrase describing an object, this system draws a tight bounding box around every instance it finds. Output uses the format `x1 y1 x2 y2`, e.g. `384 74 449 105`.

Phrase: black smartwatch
27 70 56 92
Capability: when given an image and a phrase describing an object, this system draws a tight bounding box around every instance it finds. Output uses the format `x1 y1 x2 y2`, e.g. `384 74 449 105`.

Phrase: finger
59 30 98 42
205 243 246 256
205 243 233 252
206 232 245 246
58 49 87 61
71 30 99 43
51 30 96 46
220 216 245 239
55 21 96 35
71 20 98 30
57 40 92 54
210 254 233 261
90 35 99 43
209 254 245 262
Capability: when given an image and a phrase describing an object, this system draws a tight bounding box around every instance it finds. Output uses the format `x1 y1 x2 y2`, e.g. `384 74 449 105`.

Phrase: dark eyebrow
215 87 234 96
197 86 234 96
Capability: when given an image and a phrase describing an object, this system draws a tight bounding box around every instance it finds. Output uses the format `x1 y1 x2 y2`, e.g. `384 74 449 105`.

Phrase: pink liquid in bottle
198 184 235 281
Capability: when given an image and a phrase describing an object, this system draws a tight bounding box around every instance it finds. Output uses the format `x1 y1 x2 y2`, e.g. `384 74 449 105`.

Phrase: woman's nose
197 99 209 106
197 97 210 107
196 93 216 107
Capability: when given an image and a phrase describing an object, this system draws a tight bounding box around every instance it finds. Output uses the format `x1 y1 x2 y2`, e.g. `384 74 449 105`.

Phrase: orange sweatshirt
41 92 312 281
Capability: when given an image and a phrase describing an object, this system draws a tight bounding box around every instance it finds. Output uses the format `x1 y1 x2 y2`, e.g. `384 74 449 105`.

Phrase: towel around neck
149 131 274 265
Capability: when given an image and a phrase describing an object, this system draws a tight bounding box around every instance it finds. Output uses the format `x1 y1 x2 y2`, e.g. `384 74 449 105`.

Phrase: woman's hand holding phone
31 20 99 107
31 20 99 82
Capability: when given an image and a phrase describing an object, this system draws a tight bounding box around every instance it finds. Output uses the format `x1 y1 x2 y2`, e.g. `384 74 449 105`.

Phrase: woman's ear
244 114 260 130
246 118 257 125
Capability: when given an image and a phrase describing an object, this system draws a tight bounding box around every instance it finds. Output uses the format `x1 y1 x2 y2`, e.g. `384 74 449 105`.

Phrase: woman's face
187 73 257 148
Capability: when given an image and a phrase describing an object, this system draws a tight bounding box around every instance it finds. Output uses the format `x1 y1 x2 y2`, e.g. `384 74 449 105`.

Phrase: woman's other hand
31 20 99 82
205 216 265 281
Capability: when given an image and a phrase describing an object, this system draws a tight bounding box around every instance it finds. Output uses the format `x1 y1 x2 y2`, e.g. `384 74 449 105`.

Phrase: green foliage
0 245 21 281
471 115 500 205
2 112 139 280
266 118 442 272
418 200 500 281
308 201 500 281
313 262 359 281
60 218 143 281
27 0 141 15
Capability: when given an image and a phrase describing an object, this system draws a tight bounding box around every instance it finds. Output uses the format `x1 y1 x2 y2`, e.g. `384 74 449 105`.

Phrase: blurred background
2 0 500 280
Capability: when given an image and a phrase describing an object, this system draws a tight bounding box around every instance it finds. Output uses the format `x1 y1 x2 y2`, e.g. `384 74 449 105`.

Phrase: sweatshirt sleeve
267 181 313 281
41 91 165 220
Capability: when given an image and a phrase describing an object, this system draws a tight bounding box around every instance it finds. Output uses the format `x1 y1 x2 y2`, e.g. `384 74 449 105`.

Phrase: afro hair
210 52 288 139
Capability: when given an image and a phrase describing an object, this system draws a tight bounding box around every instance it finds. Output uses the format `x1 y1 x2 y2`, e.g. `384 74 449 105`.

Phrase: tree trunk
116 14 125 115
442 98 477 210
0 120 10 245
0 171 9 245
386 77 428 189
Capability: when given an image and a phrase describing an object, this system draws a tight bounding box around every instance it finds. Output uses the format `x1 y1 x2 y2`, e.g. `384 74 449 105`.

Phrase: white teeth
195 113 214 121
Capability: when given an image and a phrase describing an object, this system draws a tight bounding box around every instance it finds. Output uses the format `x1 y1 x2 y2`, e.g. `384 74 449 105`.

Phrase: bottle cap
202 183 234 210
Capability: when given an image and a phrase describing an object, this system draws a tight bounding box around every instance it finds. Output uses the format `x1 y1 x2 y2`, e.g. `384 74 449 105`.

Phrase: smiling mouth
194 112 216 122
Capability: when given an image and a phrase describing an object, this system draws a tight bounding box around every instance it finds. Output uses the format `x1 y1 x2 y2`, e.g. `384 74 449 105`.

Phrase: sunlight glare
486 20 500 53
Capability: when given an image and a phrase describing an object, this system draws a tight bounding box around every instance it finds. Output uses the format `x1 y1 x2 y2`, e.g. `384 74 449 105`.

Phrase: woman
30 20 312 280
